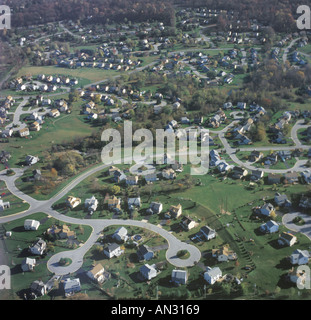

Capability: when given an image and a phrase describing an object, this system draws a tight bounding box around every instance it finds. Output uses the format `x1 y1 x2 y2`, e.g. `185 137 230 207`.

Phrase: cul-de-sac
1 0 311 301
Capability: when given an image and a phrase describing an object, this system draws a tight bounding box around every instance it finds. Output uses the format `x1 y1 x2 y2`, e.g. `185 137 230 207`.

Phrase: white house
104 243 123 259
0 199 10 211
25 155 39 166
2 128 13 138
278 232 297 247
200 226 216 241
29 239 46 255
24 219 40 231
66 196 81 209
113 227 128 242
21 257 36 272
204 267 222 284
63 278 81 296
148 202 163 215
140 264 157 280
290 249 310 265
85 195 98 214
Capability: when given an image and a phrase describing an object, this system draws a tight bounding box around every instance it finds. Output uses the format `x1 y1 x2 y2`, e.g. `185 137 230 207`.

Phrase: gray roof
200 225 215 236
171 269 187 283
105 243 120 252
205 267 222 277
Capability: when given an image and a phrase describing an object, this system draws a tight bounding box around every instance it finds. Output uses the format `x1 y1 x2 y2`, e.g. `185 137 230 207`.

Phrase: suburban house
127 197 141 209
266 173 282 185
283 172 299 184
0 199 10 211
237 102 246 110
30 121 40 131
32 169 42 181
63 278 81 296
21 257 36 272
162 168 176 179
171 162 184 172
87 263 105 283
144 173 158 183
104 194 121 210
29 238 46 255
126 175 139 185
290 249 310 265
66 196 81 209
180 216 197 231
84 195 98 214
265 153 278 165
24 219 40 231
171 269 188 285
249 151 264 162
47 224 76 240
204 266 222 285
274 193 292 207
212 246 237 262
104 243 123 258
112 227 128 242
49 109 60 118
147 202 163 215
30 280 46 297
1 128 13 138
200 225 216 241
288 268 308 288
209 149 221 166
250 170 264 182
19 127 30 137
113 170 127 183
232 166 248 179
301 170 311 184
259 203 275 217
278 232 297 247
140 264 157 280
169 204 182 218
260 220 279 234
25 155 39 166
137 244 154 261
107 165 119 176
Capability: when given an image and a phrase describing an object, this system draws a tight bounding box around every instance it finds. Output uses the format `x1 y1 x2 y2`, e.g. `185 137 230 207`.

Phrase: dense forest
2 0 311 30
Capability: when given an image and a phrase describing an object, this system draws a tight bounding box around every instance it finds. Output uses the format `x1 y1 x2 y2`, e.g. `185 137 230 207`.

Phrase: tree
109 185 121 195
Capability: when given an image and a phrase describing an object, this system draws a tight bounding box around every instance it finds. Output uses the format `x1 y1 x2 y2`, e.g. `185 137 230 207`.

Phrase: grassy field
2 106 95 170
16 65 117 84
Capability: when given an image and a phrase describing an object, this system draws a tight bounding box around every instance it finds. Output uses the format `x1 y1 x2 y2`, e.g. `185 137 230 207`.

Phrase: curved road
0 160 202 275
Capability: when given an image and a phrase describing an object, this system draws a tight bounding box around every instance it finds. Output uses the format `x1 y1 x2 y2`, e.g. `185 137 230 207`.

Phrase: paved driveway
282 211 311 241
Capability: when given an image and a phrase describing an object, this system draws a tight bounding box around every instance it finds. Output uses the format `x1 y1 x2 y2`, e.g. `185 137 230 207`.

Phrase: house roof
171 269 187 282
205 266 222 278
291 249 309 259
280 232 296 242
106 243 120 252
137 244 153 257
201 225 215 236
114 227 127 238
89 263 104 276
